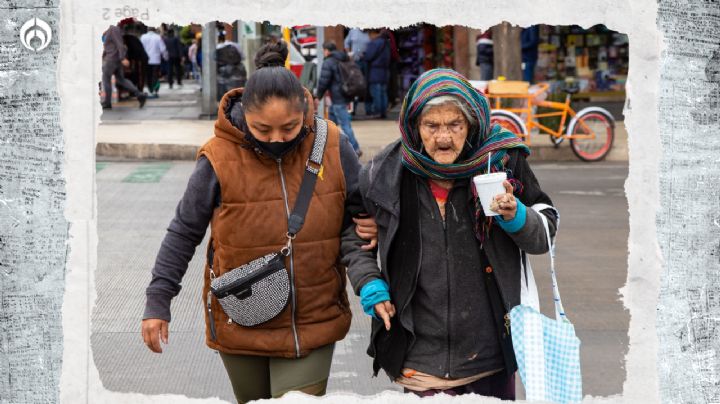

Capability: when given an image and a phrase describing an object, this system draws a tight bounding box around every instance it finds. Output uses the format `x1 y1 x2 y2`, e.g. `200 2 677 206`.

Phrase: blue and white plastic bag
510 205 582 404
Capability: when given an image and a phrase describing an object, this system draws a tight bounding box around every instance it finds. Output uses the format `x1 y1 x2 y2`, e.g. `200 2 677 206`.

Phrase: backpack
216 45 242 67
337 59 366 99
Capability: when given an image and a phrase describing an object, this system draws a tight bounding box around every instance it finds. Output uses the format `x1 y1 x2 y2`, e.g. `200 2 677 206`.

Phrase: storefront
392 23 628 101
394 24 455 92
533 24 628 100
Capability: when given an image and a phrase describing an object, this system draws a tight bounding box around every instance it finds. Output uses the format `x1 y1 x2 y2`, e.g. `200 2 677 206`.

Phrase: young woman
141 42 368 403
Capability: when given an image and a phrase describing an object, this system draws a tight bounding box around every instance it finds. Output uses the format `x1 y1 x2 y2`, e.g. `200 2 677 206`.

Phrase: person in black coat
475 30 494 81
361 29 391 118
122 32 149 96
163 29 184 88
315 42 360 154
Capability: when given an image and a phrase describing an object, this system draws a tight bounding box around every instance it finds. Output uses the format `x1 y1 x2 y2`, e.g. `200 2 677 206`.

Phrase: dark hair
218 33 226 42
242 41 306 113
323 41 337 52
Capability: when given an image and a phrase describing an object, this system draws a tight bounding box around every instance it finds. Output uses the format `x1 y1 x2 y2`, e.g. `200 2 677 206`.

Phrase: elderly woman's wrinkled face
418 103 469 164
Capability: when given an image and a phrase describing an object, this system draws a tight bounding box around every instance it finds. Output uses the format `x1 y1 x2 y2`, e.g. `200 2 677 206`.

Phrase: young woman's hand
141 319 169 353
374 300 396 331
491 180 517 220
354 215 378 250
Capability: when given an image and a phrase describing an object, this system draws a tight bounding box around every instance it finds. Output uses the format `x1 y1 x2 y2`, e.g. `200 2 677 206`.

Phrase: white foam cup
472 172 507 216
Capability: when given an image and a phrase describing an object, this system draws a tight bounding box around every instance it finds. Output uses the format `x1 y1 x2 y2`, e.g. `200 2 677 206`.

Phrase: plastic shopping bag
510 205 582 404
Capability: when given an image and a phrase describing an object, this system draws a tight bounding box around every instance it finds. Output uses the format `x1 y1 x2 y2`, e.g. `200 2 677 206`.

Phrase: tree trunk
453 25 470 77
492 22 522 81
324 25 345 50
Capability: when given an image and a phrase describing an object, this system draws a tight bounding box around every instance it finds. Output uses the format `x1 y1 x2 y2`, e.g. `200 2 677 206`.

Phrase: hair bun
255 42 288 69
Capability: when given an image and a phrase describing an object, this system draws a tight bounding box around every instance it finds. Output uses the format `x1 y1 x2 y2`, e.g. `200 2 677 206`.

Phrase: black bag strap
286 116 329 239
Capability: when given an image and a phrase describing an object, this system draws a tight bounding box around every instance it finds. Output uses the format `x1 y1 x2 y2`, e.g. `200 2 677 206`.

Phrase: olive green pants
219 344 335 403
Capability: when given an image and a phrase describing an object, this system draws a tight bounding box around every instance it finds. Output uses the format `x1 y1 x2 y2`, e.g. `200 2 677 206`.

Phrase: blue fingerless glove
359 279 390 318
496 198 527 233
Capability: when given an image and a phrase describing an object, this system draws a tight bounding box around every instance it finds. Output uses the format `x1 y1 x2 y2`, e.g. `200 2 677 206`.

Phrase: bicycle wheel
490 110 527 137
568 108 615 162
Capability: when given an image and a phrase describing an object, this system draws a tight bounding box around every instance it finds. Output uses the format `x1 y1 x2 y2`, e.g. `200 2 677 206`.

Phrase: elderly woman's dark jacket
341 140 557 380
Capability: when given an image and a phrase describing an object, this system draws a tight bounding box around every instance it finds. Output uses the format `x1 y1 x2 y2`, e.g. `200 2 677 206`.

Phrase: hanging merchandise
396 25 426 92
436 26 454 68
532 24 628 97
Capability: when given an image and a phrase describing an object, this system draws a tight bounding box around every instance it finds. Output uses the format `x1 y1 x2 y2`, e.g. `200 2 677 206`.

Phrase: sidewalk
97 83 628 162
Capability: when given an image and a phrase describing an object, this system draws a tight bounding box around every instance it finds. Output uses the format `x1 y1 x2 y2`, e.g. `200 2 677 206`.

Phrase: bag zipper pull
504 313 511 337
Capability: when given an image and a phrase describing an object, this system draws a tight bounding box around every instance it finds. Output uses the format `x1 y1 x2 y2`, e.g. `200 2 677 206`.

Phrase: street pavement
92 159 629 402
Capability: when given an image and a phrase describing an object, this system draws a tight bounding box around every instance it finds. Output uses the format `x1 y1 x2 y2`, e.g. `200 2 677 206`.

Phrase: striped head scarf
399 68 530 242
399 68 529 180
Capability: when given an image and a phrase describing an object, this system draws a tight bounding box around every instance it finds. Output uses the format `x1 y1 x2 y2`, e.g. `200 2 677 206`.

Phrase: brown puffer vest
198 88 351 358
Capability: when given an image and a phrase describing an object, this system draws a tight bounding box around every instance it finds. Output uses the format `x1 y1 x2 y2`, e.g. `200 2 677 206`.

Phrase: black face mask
245 124 308 159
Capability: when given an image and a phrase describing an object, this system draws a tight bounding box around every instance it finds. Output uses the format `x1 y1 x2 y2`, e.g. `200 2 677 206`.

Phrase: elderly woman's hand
354 215 378 250
374 301 396 331
490 180 517 220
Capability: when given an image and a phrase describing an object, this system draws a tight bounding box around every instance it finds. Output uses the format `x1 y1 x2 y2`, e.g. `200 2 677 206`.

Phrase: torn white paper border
56 0 669 403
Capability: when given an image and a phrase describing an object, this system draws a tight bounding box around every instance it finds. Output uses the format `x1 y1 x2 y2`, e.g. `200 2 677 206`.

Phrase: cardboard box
487 80 530 94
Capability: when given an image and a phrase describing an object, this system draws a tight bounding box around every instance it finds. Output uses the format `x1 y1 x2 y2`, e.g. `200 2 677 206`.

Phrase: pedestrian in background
381 29 401 109
182 40 192 81
344 27 370 61
215 33 247 101
140 26 167 98
101 22 147 109
341 68 558 400
521 25 540 83
196 33 203 73
163 29 184 89
361 29 391 119
315 41 361 155
141 41 374 404
344 27 370 116
120 20 148 97
476 30 494 81
188 36 201 82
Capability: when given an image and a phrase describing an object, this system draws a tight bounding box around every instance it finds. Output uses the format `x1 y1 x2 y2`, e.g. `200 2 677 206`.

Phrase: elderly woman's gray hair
419 95 477 127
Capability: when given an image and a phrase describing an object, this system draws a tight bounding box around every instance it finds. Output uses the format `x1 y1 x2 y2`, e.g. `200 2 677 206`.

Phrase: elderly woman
341 69 558 400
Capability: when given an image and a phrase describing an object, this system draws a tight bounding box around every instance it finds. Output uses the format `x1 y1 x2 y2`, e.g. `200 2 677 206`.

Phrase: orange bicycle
486 81 616 162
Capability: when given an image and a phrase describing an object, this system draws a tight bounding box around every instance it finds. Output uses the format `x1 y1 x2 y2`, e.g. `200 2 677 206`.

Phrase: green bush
179 25 194 45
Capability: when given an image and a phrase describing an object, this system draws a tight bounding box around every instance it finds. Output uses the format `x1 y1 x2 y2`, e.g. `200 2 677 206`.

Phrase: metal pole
200 22 218 119
232 20 240 44
315 26 325 116
240 22 260 76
